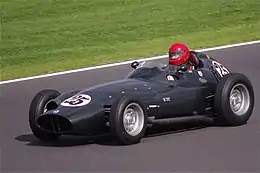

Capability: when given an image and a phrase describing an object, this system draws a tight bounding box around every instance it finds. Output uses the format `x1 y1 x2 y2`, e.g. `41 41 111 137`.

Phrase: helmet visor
169 51 183 59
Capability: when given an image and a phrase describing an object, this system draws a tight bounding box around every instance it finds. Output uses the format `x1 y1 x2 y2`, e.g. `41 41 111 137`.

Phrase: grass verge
1 0 260 80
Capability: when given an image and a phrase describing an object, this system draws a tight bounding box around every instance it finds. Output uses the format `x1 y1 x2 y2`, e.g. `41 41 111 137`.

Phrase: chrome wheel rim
229 84 250 116
43 101 51 113
123 103 144 136
43 104 48 113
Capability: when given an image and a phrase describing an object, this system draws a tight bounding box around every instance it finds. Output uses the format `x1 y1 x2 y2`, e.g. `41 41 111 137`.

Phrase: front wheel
29 89 61 141
109 96 148 145
213 73 254 126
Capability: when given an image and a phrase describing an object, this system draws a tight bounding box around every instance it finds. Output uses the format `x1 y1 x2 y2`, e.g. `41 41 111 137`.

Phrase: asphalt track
1 43 260 172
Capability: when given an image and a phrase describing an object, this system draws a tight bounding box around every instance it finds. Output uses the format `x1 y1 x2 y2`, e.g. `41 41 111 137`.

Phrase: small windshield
138 61 167 69
127 61 177 80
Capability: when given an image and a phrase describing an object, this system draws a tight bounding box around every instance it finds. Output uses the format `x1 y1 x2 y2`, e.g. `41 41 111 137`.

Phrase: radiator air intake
37 114 72 133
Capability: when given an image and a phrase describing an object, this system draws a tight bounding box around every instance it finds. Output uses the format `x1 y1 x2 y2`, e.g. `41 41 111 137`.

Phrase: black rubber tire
29 89 61 141
214 73 254 126
109 96 148 145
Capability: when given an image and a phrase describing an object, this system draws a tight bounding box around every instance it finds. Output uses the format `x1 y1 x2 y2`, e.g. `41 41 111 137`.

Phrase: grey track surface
1 43 260 172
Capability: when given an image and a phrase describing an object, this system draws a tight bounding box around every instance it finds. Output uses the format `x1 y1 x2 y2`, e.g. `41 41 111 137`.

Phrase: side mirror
131 61 139 69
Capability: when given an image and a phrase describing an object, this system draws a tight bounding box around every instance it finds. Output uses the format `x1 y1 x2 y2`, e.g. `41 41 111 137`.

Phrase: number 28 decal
212 60 230 77
61 94 91 107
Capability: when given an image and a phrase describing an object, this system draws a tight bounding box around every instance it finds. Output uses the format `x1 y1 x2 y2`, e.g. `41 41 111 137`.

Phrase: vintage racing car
29 53 255 145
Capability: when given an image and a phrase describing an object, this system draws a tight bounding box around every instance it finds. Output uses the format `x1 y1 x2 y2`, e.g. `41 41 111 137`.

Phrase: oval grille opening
37 114 72 133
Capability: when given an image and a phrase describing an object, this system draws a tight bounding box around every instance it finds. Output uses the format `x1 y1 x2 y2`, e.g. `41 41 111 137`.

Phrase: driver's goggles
169 51 183 59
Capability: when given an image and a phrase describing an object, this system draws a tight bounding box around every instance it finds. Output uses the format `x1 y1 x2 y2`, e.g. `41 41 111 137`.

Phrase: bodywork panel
37 54 229 135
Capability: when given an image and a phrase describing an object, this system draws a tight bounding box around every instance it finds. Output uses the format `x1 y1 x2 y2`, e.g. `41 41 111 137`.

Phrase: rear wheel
29 89 61 141
213 73 254 126
109 96 148 145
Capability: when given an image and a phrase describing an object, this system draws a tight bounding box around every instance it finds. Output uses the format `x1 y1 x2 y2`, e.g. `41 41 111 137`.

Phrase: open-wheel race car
29 53 255 145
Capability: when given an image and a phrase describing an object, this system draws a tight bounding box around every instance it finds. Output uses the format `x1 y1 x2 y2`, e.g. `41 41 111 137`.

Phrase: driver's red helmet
168 42 190 66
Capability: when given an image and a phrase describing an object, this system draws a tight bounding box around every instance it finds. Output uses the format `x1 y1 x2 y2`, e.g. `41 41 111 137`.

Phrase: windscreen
127 61 176 80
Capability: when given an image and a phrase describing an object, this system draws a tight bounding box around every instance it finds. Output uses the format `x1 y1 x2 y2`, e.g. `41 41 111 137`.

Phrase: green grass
1 0 260 80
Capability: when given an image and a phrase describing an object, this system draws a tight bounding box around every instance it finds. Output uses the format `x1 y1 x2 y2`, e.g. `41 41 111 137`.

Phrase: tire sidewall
214 73 254 125
109 96 148 144
29 89 61 140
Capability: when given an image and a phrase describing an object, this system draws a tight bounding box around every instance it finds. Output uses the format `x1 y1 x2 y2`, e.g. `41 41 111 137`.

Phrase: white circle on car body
197 71 203 77
167 75 175 81
61 94 91 107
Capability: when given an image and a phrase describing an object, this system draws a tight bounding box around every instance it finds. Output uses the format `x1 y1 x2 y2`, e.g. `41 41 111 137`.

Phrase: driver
168 42 203 71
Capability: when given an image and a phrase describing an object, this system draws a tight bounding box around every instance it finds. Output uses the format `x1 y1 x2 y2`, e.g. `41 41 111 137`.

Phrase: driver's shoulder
190 50 210 60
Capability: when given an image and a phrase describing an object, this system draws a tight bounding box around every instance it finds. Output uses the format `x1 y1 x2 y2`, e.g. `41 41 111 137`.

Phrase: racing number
212 60 230 77
61 94 92 107
64 95 86 105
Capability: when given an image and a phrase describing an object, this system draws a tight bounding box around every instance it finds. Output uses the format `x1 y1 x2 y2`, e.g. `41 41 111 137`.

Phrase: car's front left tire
29 89 61 141
109 96 148 145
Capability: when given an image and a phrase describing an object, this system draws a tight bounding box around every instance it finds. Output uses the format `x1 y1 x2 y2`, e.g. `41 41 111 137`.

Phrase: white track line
1 40 260 85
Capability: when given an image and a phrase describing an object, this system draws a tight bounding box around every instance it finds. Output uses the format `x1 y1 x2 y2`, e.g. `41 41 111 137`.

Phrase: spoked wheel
214 73 254 126
109 96 148 145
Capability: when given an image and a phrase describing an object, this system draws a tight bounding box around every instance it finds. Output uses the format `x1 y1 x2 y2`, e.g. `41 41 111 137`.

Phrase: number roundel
212 60 230 77
61 94 92 107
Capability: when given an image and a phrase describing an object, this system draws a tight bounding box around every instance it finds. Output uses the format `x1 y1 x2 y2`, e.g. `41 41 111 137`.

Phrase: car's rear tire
214 73 254 126
109 96 148 145
29 89 61 141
